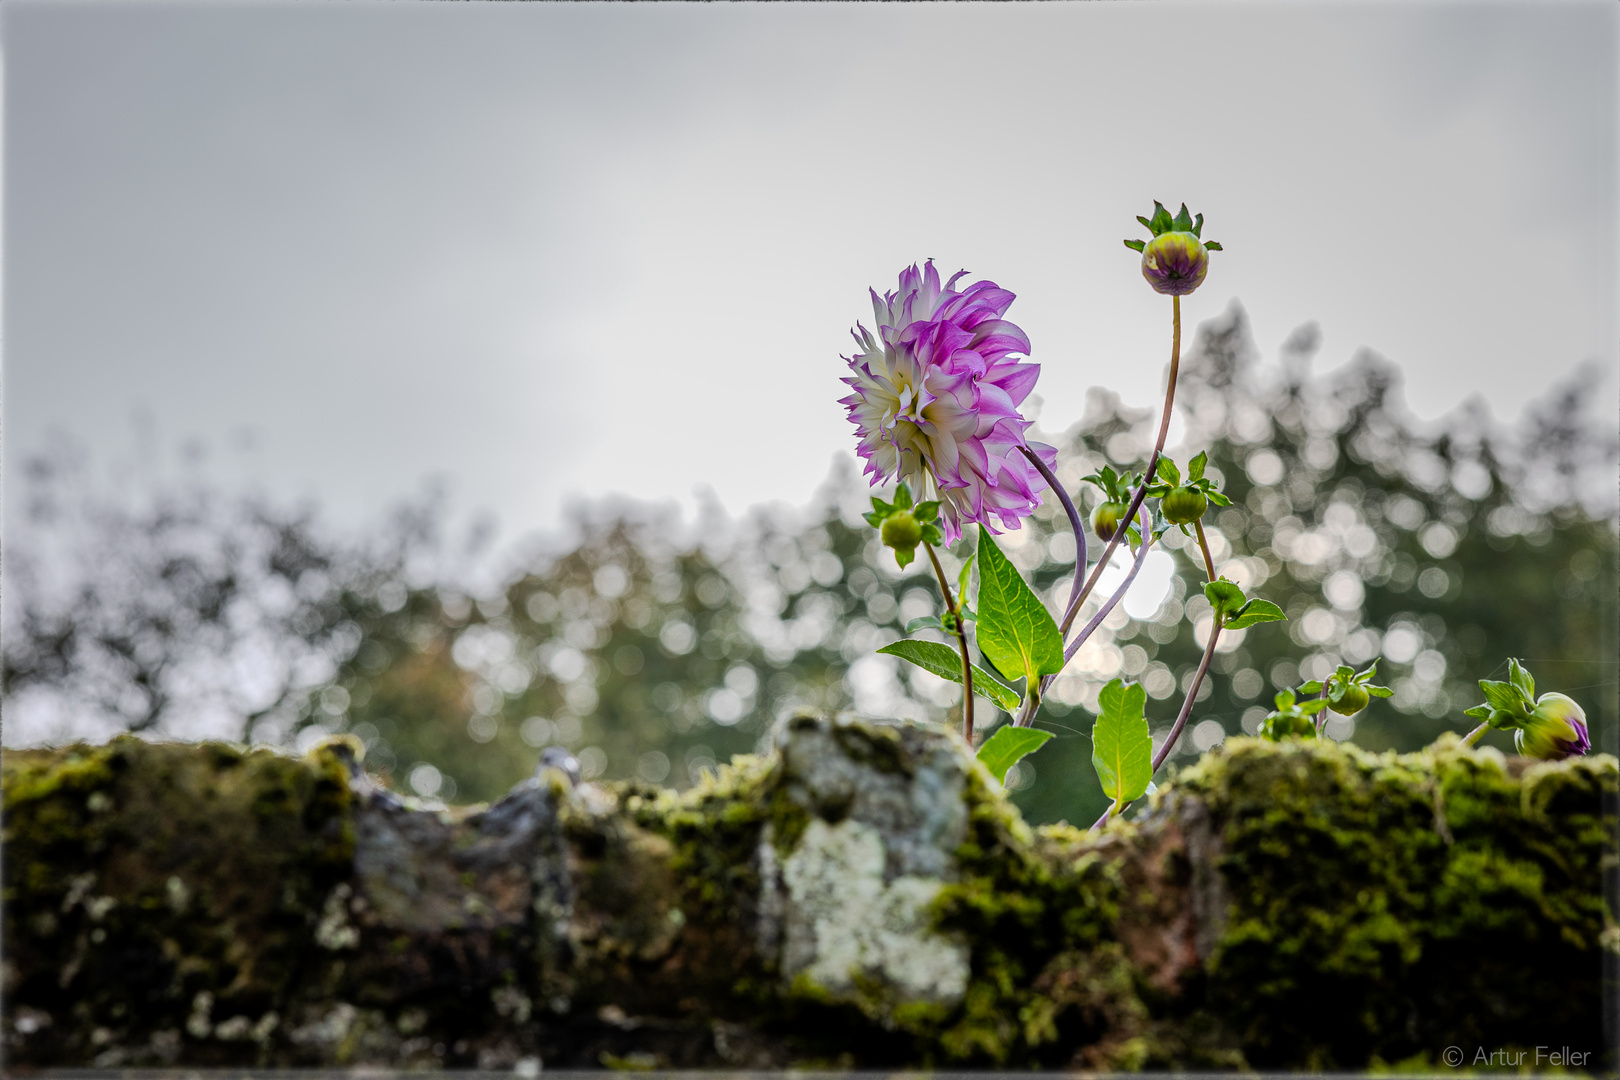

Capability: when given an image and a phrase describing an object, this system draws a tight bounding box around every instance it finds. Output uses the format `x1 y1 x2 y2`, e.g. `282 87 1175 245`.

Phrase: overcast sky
5 0 1616 550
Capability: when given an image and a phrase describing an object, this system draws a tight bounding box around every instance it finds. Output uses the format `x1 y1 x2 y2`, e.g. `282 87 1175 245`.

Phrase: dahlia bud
862 482 943 570
1513 693 1590 761
1124 201 1222 297
1091 500 1128 542
1160 485 1208 525
881 513 924 555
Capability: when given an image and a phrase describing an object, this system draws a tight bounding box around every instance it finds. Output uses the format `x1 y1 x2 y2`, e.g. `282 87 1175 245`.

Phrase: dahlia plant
839 201 1588 829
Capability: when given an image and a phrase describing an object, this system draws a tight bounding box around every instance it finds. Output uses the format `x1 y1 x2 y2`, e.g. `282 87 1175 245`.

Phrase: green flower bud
1513 692 1590 760
1091 501 1128 542
881 513 923 552
1328 684 1369 716
1160 485 1208 524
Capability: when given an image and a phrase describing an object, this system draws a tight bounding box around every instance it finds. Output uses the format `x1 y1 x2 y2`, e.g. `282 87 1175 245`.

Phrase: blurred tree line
5 304 1615 827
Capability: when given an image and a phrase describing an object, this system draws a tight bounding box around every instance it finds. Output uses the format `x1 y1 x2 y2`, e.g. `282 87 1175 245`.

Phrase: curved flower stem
1019 444 1087 636
1091 616 1223 831
1193 519 1218 583
1015 505 1154 728
924 541 974 744
1064 507 1156 665
1459 722 1489 748
1068 294 1184 622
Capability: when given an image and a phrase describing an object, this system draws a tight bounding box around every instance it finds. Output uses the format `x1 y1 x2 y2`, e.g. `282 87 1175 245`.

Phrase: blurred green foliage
6 306 1615 828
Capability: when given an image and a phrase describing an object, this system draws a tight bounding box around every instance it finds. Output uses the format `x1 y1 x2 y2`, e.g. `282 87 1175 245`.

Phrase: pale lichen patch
779 817 969 1005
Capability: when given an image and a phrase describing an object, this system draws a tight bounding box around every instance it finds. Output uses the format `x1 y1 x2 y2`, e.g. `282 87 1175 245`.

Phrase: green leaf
1368 686 1393 698
1204 240 1222 251
921 523 944 546
893 483 913 510
905 615 944 635
1192 212 1204 238
974 529 1065 686
1188 451 1207 482
1156 457 1181 486
1124 239 1146 252
1463 705 1492 720
976 726 1055 784
1479 680 1521 713
894 545 915 569
1298 680 1324 694
876 640 1021 713
1225 599 1287 630
1274 688 1297 709
1205 491 1233 507
1092 679 1153 805
862 509 887 528
1508 658 1535 701
913 501 939 524
1172 203 1194 232
1299 699 1330 716
1204 579 1247 618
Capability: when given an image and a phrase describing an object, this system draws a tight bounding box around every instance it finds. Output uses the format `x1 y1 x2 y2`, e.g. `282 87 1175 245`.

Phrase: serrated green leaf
877 640 1021 713
1204 241 1223 251
1136 215 1153 231
1204 579 1247 618
976 726 1055 784
1092 678 1152 805
1188 451 1207 482
1225 599 1287 630
905 615 944 635
1508 658 1535 700
1192 213 1204 238
1156 457 1181 486
1150 202 1174 233
974 529 1065 686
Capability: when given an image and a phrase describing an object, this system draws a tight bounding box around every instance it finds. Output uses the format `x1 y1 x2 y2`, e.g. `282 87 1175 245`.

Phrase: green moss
1169 734 1617 1070
3 735 356 1067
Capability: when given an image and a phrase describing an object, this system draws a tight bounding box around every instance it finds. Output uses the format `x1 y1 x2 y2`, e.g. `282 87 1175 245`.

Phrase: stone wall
3 717 1614 1071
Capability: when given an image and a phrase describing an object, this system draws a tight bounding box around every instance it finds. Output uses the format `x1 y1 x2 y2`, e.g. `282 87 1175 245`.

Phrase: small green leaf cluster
863 483 942 569
1258 686 1329 741
1202 579 1287 631
1123 200 1223 252
1148 452 1232 529
1463 658 1542 730
1320 662 1392 717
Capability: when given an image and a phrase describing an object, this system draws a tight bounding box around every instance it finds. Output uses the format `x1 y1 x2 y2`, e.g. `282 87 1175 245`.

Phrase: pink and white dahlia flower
840 261 1056 543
